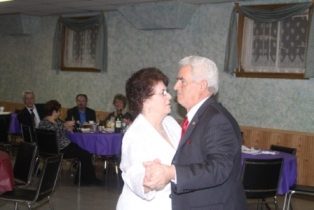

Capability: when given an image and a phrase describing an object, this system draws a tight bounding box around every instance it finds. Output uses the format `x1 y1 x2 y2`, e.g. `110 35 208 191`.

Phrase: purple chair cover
242 151 297 195
66 132 123 155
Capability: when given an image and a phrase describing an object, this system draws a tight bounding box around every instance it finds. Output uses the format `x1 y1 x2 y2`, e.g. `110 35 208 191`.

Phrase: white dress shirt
27 106 41 128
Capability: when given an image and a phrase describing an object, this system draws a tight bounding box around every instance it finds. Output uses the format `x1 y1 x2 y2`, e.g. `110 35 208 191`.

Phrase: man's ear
200 80 208 92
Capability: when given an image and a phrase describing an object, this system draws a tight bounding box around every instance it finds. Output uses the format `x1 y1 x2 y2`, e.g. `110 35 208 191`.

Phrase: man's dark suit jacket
171 96 248 210
65 106 96 123
17 104 45 133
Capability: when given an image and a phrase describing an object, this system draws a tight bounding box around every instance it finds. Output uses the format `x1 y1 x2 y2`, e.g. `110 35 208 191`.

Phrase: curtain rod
61 12 102 18
234 1 313 7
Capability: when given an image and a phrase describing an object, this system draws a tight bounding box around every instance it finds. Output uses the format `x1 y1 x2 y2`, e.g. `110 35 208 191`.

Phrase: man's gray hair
178 56 219 94
22 90 35 99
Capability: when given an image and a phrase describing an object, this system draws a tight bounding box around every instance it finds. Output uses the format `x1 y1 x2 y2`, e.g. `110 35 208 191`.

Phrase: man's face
76 96 87 110
174 65 201 112
23 93 35 108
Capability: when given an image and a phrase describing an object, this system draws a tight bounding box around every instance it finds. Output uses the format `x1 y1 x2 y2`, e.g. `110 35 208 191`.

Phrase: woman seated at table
116 68 181 209
104 94 134 125
38 100 103 186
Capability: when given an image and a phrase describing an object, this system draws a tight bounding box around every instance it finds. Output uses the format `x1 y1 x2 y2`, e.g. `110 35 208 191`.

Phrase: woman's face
52 110 60 119
114 99 124 111
144 81 172 116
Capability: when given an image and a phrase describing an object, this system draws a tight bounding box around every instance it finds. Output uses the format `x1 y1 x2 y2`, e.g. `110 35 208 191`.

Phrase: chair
21 124 34 144
102 155 120 186
13 142 37 188
0 114 19 156
270 144 297 209
0 154 63 210
284 185 314 210
242 158 284 210
270 145 297 155
35 129 60 157
35 128 81 186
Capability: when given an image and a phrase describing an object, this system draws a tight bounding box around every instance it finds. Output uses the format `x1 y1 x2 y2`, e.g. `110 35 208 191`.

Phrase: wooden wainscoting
0 101 25 113
2 101 313 185
241 125 314 186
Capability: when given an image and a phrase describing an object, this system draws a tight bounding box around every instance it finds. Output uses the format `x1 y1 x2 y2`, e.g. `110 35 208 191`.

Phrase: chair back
35 129 60 157
21 124 33 144
35 154 63 202
13 142 37 185
0 114 11 143
270 145 296 155
242 158 283 199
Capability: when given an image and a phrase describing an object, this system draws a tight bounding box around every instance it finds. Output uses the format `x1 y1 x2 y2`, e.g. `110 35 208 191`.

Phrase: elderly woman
104 94 133 124
116 68 181 210
38 100 103 186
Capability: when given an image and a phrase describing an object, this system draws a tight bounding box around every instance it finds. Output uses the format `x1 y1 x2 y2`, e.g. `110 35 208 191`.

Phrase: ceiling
0 0 231 17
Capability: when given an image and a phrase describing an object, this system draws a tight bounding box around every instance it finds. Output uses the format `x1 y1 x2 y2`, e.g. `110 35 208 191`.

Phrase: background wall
0 0 313 132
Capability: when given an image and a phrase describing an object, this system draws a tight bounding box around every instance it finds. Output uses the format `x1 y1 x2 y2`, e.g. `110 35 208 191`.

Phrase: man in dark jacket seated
17 90 45 140
65 94 96 124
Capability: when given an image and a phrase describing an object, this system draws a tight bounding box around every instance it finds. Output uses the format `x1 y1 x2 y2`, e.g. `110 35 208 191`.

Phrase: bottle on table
115 109 123 133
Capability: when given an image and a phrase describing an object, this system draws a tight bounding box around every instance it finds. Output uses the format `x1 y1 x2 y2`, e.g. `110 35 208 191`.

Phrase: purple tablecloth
9 113 21 134
66 132 123 155
242 151 297 195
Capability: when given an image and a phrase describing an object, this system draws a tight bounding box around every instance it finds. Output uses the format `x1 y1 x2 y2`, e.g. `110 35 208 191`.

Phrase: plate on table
0 111 11 115
103 128 114 133
81 128 91 133
241 145 261 155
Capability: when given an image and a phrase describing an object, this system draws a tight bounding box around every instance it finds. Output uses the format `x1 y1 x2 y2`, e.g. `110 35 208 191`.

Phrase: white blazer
116 114 181 210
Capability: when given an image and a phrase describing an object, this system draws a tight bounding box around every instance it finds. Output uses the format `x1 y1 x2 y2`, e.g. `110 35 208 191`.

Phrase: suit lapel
177 96 217 148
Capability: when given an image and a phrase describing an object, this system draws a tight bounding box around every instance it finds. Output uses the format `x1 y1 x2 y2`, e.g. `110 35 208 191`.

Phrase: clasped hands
143 159 174 192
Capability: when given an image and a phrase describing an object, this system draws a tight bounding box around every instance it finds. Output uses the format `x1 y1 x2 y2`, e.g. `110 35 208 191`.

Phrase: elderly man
17 90 45 133
65 94 96 123
143 56 248 210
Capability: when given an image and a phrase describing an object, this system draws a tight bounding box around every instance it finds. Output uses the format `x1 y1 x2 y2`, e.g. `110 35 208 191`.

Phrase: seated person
38 100 102 186
102 94 133 173
17 90 45 139
104 94 133 125
65 94 96 123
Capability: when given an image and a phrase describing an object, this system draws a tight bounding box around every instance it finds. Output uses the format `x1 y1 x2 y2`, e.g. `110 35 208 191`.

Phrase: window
236 4 311 79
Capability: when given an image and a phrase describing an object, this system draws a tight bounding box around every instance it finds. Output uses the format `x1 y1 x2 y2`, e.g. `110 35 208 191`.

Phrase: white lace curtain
64 26 99 68
224 3 314 78
241 13 308 73
52 14 107 72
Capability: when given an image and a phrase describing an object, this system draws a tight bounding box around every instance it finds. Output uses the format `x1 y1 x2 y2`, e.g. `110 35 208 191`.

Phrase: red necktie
181 117 189 140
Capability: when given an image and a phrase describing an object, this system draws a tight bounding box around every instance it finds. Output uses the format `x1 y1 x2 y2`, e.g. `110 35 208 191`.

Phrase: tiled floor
0 160 313 210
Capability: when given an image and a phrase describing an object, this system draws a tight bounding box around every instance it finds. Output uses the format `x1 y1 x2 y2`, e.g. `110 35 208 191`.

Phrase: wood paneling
241 126 314 186
2 101 313 186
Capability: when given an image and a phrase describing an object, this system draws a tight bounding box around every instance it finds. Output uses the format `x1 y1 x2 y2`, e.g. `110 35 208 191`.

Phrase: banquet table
0 151 14 192
242 151 297 195
9 113 21 135
66 132 123 155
